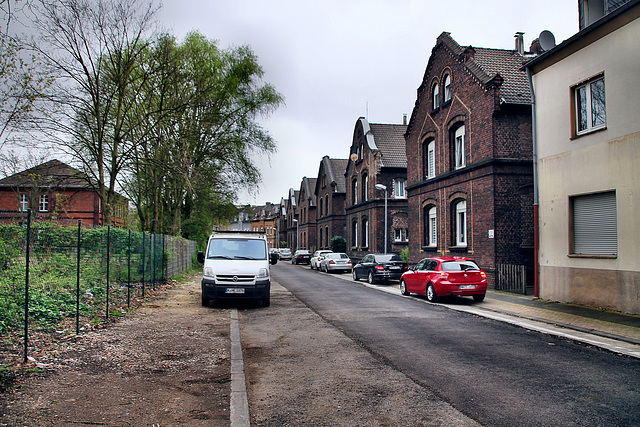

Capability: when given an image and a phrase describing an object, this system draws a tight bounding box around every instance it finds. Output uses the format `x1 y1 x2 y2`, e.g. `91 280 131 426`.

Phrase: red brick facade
297 177 317 250
0 160 127 227
405 32 534 288
345 118 408 261
315 156 348 250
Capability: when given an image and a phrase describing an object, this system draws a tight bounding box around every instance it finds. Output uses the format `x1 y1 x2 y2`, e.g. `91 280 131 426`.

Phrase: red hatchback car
400 257 487 302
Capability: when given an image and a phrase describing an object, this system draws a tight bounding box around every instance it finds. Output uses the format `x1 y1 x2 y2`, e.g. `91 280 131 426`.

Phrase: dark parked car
400 256 487 302
352 253 408 284
292 249 312 265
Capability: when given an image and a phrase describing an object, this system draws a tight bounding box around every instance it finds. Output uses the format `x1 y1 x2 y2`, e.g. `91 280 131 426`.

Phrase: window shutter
573 192 617 255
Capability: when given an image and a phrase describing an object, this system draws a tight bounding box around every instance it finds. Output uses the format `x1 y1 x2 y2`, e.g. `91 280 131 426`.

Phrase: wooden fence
495 264 528 294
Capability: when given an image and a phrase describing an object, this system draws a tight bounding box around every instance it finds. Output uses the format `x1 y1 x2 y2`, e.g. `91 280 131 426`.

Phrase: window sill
568 253 617 259
422 246 438 251
571 125 607 140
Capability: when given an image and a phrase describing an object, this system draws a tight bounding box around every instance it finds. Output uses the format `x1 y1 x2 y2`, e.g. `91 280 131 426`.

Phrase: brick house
0 159 128 227
297 177 317 250
345 117 408 260
404 32 534 290
315 156 349 250
277 197 288 249
249 202 278 249
285 188 300 250
524 0 640 313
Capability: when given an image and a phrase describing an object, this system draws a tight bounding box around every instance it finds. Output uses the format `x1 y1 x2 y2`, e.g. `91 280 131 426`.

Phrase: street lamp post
375 184 388 254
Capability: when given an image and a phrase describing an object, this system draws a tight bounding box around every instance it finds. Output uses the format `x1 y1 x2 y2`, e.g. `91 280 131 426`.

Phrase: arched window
433 83 440 109
451 124 466 169
362 173 368 202
422 137 436 179
444 74 452 103
352 179 358 205
454 200 467 247
351 221 358 248
362 218 369 248
319 198 323 218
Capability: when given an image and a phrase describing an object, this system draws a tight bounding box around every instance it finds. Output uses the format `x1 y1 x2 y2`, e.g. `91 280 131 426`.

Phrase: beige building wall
533 17 640 314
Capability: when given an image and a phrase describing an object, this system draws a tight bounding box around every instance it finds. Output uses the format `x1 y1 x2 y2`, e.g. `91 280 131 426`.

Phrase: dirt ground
0 275 232 426
1 273 478 426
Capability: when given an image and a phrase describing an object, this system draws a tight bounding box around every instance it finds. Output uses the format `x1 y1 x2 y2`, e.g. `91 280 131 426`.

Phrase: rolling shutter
573 191 617 255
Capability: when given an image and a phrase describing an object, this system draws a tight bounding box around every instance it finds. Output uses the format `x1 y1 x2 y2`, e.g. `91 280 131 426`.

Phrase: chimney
402 113 407 125
514 32 525 55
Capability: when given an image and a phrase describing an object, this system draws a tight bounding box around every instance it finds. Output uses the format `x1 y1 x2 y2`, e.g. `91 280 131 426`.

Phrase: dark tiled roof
301 177 317 206
369 123 408 168
327 157 349 193
472 48 531 104
435 32 531 105
0 159 90 188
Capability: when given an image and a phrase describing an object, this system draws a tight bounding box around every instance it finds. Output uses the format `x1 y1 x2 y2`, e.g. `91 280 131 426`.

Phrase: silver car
319 252 352 273
311 250 333 270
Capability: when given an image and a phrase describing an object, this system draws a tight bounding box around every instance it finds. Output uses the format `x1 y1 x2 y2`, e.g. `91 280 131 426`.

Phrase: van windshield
207 238 267 260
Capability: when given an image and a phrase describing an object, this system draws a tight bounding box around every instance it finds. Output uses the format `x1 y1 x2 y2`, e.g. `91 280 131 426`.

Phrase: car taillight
403 265 408 271
329 260 336 265
375 265 384 271
348 260 352 264
440 272 449 280
480 271 487 279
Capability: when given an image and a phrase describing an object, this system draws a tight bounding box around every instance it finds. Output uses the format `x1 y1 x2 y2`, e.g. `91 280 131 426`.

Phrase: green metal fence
0 209 196 362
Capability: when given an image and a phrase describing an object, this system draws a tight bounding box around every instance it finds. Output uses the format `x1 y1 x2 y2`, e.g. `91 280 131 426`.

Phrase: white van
197 231 278 307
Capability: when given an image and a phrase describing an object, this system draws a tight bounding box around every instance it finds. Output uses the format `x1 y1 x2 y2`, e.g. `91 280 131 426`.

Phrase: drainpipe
526 67 540 299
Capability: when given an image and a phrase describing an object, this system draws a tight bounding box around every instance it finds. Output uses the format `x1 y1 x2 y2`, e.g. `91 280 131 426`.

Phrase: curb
230 309 250 427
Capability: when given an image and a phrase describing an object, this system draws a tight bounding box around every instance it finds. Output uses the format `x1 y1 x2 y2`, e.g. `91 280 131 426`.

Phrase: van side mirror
270 252 279 265
197 251 204 264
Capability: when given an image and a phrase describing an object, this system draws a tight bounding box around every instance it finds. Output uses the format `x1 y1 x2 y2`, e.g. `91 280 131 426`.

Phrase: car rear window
441 260 480 271
375 254 402 262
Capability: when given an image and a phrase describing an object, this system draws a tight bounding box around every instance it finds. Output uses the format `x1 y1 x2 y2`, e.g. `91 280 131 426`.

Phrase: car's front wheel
400 280 409 296
352 269 359 281
426 284 438 302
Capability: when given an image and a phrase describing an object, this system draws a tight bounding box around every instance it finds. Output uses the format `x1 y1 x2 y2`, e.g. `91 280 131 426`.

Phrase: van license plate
226 288 245 294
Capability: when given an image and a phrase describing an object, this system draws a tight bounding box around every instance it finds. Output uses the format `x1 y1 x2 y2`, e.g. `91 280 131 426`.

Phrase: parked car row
291 249 488 303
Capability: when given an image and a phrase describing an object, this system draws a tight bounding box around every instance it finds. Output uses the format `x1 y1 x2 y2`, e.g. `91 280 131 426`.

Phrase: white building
525 0 640 314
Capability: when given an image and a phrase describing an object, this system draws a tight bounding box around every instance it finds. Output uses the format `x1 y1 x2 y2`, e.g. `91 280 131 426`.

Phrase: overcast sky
159 0 579 206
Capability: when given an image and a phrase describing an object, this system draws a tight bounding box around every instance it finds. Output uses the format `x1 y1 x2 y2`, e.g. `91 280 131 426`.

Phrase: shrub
330 236 347 253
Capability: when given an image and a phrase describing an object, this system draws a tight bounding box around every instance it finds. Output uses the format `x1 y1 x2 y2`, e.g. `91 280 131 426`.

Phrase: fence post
23 209 31 363
127 229 131 308
106 225 110 320
151 234 155 290
141 232 145 297
76 220 81 334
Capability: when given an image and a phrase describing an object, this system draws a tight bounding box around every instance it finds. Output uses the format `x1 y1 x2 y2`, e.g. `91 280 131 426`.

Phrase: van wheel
201 296 210 307
262 296 271 307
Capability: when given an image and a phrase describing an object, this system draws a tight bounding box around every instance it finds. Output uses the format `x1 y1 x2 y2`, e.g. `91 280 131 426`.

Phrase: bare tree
26 0 159 225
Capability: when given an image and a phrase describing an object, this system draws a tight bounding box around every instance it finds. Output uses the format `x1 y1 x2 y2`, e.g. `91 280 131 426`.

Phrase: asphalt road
271 262 640 427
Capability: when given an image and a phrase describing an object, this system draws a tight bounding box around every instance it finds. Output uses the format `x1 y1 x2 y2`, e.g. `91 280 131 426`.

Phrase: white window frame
19 194 28 211
352 180 358 205
362 174 368 202
394 228 408 243
351 221 358 248
433 83 440 109
427 140 435 179
575 75 606 135
444 74 452 102
455 200 467 247
428 206 437 247
394 180 406 199
39 194 49 212
362 219 369 248
454 126 466 169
